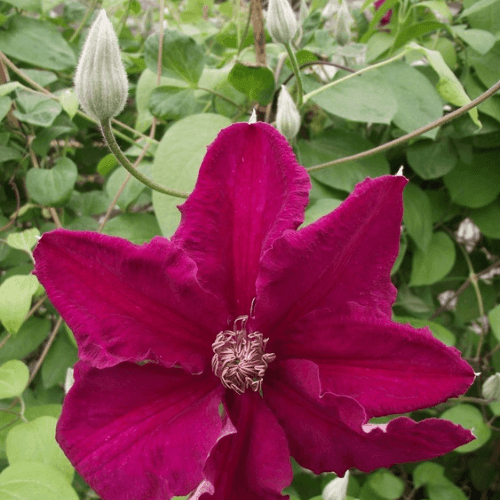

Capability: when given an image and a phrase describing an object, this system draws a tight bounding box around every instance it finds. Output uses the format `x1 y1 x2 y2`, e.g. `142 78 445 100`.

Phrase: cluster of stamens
211 315 276 395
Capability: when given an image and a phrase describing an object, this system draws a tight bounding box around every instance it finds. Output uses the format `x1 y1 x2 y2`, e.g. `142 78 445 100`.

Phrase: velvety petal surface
57 362 224 500
274 305 475 417
192 391 293 500
264 360 474 476
34 229 225 372
173 122 310 318
252 176 406 343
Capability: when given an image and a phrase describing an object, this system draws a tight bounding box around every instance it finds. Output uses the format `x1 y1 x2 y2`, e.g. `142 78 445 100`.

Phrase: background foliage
0 0 499 498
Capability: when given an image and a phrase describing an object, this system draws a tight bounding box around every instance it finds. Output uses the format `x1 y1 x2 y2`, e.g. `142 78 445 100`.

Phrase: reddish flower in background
374 0 392 26
34 123 474 500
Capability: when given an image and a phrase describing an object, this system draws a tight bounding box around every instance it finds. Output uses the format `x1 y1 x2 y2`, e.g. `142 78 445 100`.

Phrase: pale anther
212 315 276 395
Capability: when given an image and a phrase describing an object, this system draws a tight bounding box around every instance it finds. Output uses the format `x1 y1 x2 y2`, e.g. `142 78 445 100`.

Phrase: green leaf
393 317 455 346
407 139 457 179
0 462 78 500
0 16 76 71
12 90 62 128
0 145 22 164
440 404 491 452
6 228 40 253
57 89 79 119
413 462 447 488
0 317 50 364
144 30 205 85
427 483 468 500
443 153 500 208
394 21 445 50
68 190 111 217
488 303 500 342
6 417 74 483
152 113 231 236
41 333 77 389
416 1 452 20
456 282 495 323
0 275 39 334
470 199 500 238
0 96 11 122
461 0 500 18
102 213 161 244
410 231 455 286
303 198 343 227
365 469 404 500
453 26 495 54
0 360 29 399
463 73 500 124
403 183 433 251
297 129 390 192
228 63 275 105
407 42 480 127
366 32 394 62
106 163 152 211
2 0 41 11
97 153 118 176
0 82 22 97
377 62 443 139
26 157 78 207
149 86 197 120
311 69 397 124
469 42 500 88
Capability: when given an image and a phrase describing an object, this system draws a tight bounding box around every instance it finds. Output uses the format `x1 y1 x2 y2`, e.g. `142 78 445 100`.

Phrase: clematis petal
57 362 224 500
192 391 293 500
252 175 406 342
264 360 474 476
34 229 225 372
275 306 475 417
173 122 310 317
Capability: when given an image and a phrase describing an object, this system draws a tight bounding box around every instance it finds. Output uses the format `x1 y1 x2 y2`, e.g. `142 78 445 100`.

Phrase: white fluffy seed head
74 10 128 122
267 0 298 44
276 85 301 140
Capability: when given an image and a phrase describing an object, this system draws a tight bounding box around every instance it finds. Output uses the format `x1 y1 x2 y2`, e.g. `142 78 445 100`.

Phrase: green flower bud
267 0 298 45
74 10 128 122
334 1 352 46
276 85 301 140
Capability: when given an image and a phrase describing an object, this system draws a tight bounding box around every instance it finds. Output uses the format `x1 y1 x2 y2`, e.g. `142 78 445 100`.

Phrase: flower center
211 315 276 395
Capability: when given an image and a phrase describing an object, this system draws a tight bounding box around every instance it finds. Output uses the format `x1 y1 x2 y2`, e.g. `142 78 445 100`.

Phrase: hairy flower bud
74 10 128 122
334 1 352 46
276 85 301 139
267 0 298 44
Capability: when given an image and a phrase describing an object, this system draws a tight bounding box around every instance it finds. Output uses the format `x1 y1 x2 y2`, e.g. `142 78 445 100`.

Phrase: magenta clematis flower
34 123 474 500
374 0 392 26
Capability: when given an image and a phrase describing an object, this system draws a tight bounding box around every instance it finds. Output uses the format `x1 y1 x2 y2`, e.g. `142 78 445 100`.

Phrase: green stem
100 119 189 199
69 0 100 43
304 48 411 103
307 79 500 172
284 42 303 108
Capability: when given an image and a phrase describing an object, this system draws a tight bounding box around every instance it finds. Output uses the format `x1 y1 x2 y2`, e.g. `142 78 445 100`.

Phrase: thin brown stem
307 80 500 172
0 334 11 351
28 316 63 384
250 0 266 65
0 179 21 233
25 295 47 322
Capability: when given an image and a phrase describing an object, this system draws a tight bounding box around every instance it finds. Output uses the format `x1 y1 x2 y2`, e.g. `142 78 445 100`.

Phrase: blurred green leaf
403 183 433 251
26 157 78 207
228 63 275 105
144 31 205 85
298 129 390 192
152 113 231 236
6 416 74 482
149 86 198 120
440 404 491 452
0 462 78 500
444 153 500 208
0 275 39 334
410 231 455 286
0 360 29 399
41 334 77 390
311 70 398 124
0 16 75 71
393 316 455 345
102 213 161 244
407 139 457 179
6 228 40 253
